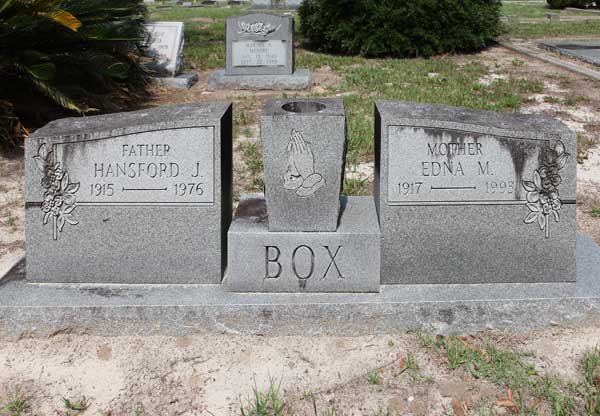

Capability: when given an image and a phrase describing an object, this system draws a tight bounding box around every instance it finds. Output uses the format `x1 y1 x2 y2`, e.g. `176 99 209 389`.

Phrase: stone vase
261 98 346 231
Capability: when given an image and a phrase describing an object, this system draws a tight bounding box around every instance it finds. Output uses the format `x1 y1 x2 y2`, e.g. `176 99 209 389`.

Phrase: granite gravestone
144 22 198 88
261 99 346 232
251 0 303 8
375 101 577 284
226 13 293 76
208 13 310 90
226 99 380 292
25 102 232 284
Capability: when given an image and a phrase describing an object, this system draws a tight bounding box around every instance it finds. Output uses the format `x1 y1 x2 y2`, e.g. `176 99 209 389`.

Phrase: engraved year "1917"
398 182 423 195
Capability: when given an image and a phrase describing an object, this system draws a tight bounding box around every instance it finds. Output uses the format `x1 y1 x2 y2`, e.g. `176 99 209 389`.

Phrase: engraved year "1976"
174 182 204 196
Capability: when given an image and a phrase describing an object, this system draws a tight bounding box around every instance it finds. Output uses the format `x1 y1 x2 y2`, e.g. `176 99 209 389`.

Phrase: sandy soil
1 326 599 415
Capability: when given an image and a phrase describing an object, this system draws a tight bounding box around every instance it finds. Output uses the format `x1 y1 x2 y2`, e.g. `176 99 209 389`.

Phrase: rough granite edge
375 101 573 137
30 101 232 139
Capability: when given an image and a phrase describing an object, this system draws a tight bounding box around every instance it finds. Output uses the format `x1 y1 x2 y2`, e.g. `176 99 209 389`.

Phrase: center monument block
25 102 232 284
226 98 380 292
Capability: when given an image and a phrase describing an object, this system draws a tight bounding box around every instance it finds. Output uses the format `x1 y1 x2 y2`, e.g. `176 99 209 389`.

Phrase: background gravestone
25 102 232 284
226 13 293 76
375 101 577 284
144 22 198 88
208 13 310 90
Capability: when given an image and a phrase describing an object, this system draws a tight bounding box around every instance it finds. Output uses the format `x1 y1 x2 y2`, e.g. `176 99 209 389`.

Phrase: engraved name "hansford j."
54 128 215 204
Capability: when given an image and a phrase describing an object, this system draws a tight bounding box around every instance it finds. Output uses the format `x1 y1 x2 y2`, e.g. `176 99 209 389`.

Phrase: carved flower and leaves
238 21 280 36
34 143 80 240
522 140 569 239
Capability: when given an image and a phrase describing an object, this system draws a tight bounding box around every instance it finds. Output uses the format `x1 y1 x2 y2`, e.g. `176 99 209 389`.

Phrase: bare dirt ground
1 326 600 415
1 45 600 416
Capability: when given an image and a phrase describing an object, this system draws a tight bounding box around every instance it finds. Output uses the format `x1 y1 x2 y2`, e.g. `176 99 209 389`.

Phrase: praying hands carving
283 129 326 197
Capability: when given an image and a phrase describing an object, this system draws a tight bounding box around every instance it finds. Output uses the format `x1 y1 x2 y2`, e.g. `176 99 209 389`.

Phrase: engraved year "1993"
485 180 515 194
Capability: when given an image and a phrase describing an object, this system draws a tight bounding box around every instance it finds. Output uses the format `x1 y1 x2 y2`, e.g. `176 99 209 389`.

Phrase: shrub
298 0 503 58
547 0 592 9
0 0 151 148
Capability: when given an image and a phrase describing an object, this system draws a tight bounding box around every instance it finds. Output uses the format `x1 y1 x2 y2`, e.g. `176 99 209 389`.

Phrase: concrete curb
498 40 600 81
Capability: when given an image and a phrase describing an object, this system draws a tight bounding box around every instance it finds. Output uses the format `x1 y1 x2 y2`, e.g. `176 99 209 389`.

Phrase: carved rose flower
34 143 80 239
522 140 569 238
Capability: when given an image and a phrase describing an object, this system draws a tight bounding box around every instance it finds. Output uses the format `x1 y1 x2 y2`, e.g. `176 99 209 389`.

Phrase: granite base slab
154 72 199 89
208 69 310 90
226 196 380 292
1 235 600 338
538 41 600 67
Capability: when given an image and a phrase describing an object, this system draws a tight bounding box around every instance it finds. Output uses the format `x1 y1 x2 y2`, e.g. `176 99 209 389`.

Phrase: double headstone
209 13 310 90
226 99 381 292
375 101 576 284
144 22 198 88
25 102 232 284
22 99 578 292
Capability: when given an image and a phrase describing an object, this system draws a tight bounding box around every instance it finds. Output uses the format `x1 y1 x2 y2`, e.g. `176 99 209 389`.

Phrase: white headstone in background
144 22 185 77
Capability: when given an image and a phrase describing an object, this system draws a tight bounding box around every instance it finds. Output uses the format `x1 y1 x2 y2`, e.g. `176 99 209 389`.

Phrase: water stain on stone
235 198 267 223
497 137 542 201
81 287 124 298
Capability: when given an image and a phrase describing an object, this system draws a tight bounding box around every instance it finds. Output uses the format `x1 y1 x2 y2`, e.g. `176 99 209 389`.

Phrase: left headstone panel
25 102 233 284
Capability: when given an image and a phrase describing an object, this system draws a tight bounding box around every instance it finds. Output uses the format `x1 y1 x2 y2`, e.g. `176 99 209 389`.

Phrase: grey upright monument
375 101 577 284
226 98 380 292
209 13 310 90
25 102 232 284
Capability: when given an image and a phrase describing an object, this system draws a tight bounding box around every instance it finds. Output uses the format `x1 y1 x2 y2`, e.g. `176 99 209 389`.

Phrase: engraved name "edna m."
387 127 547 204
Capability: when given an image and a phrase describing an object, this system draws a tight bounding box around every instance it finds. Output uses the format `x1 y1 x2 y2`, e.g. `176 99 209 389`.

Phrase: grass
63 397 88 412
1 386 29 416
416 332 600 415
501 2 596 18
240 378 287 416
503 20 600 38
3 213 16 227
591 208 600 218
367 372 381 385
577 133 597 164
564 95 590 107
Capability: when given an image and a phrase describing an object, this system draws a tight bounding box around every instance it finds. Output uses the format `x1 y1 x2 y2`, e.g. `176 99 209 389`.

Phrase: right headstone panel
375 101 577 284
